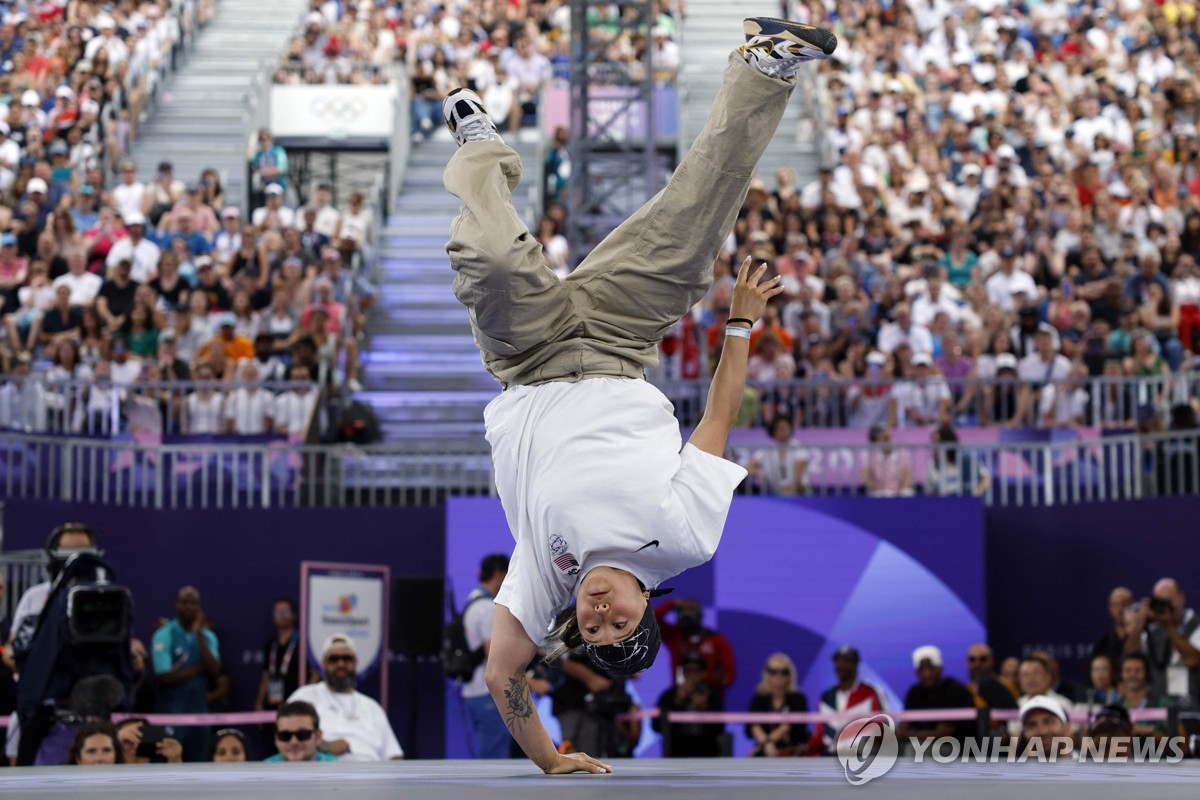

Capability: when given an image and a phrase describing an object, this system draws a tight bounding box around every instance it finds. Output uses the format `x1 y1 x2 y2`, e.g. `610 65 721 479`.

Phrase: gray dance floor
5 758 1200 799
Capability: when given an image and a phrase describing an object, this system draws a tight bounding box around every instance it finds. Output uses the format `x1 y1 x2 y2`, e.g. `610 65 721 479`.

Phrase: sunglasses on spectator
275 729 315 742
968 655 990 663
326 654 355 665
766 667 791 676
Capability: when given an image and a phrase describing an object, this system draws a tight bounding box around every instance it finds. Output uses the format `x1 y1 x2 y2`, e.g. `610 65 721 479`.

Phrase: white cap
996 143 1017 160
912 645 943 669
912 353 933 367
866 351 887 366
124 211 146 227
26 177 47 194
265 183 284 196
305 10 326 26
1020 695 1068 724
55 85 75 100
961 163 982 178
97 16 116 29
321 633 357 658
995 352 1018 371
21 89 40 106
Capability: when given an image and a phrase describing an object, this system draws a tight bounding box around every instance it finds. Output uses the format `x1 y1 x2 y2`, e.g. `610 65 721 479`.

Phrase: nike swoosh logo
636 540 660 551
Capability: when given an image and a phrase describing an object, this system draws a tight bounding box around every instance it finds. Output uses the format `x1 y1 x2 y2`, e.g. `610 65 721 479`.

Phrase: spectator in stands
105 213 159 283
288 634 403 761
863 424 911 497
896 353 949 426
266 701 338 762
185 362 225 434
812 645 885 755
925 425 989 496
1019 696 1073 757
965 643 1018 714
152 586 221 762
116 718 184 764
211 729 248 763
655 598 736 696
205 312 254 363
251 130 289 200
654 650 725 758
1016 654 1075 715
1014 325 1073 428
1092 587 1134 669
1086 705 1134 761
507 36 550 131
96 259 137 329
1088 654 1121 707
898 645 975 744
1117 652 1170 738
747 415 810 496
66 720 124 766
462 554 509 759
53 248 102 307
253 184 294 232
108 339 143 387
225 361 274 434
746 653 810 757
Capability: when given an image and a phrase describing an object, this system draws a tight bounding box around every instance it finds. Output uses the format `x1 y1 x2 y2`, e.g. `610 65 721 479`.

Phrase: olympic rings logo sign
307 96 369 122
836 714 899 786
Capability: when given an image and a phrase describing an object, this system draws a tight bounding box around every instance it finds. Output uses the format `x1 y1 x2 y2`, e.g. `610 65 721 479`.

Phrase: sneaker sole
745 17 838 56
443 87 487 135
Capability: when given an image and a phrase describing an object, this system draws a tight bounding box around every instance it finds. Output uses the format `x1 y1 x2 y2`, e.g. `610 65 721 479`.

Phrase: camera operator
551 652 639 759
654 650 726 757
6 523 117 765
3 523 99 675
655 598 736 699
12 528 132 766
1123 578 1200 704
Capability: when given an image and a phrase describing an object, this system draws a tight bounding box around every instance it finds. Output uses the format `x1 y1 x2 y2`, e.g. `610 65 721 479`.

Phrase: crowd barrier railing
654 373 1200 430
0 378 321 438
0 430 1195 509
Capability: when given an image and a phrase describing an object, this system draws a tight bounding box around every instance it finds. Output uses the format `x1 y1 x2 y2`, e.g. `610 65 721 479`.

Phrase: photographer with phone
116 718 183 764
1123 578 1200 704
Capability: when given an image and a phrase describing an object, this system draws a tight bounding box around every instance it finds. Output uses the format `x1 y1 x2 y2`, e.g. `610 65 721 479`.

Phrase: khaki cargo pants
445 52 795 388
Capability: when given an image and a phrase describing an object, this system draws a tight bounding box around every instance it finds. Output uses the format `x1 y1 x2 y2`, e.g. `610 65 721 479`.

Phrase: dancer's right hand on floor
544 751 614 774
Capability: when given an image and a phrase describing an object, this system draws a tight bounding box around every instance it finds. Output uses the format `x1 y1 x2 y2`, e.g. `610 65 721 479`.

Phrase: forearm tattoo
503 675 534 733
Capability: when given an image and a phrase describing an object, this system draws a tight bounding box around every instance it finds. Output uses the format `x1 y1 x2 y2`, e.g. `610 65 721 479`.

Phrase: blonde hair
755 652 799 695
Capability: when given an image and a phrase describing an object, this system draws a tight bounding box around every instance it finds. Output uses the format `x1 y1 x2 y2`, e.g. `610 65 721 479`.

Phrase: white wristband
725 326 751 340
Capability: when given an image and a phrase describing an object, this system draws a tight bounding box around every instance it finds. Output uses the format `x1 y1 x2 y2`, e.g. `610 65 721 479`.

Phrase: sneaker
443 87 503 147
741 17 838 78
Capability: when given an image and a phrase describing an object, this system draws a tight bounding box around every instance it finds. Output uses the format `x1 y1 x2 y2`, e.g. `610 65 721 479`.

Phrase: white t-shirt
287 682 403 761
187 392 226 434
275 390 316 435
487 378 747 645
112 182 146 221
52 271 103 306
986 269 1038 312
106 237 161 283
462 587 495 699
224 388 275 434
1017 353 1072 385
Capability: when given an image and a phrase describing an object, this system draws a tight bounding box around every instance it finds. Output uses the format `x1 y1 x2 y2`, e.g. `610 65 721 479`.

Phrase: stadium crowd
0 118 375 436
656 0 1200 439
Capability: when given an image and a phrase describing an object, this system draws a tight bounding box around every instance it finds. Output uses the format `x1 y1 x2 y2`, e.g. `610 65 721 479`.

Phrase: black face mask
583 603 662 678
